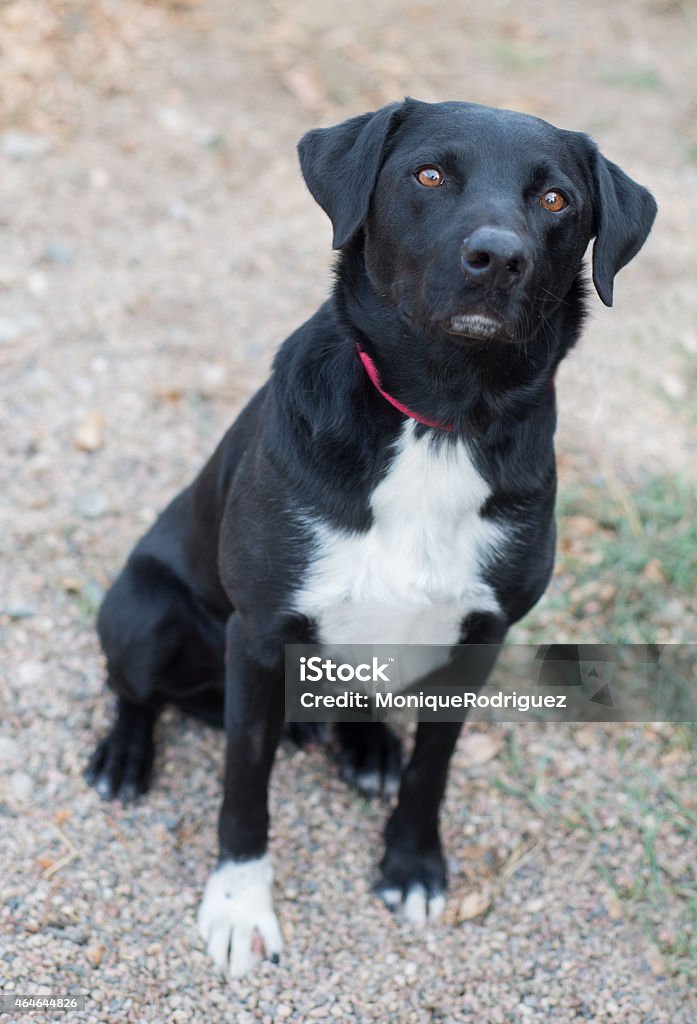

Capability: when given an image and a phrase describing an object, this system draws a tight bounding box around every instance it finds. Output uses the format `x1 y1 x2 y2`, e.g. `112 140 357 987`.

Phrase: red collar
356 346 453 432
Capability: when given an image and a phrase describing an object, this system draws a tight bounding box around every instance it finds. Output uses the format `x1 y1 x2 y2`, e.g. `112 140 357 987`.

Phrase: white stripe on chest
294 421 506 647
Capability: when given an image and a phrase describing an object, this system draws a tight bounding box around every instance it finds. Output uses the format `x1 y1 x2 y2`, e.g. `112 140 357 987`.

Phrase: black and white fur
85 99 656 977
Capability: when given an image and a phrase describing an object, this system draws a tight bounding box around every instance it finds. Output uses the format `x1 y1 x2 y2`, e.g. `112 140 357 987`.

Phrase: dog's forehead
391 101 575 164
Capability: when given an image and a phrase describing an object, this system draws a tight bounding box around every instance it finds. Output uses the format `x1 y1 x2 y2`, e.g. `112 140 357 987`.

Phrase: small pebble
0 736 21 763
74 411 106 452
1 131 52 159
41 241 74 265
76 491 109 519
2 603 35 619
58 926 90 946
9 770 34 803
90 167 110 190
0 314 42 344
18 660 44 684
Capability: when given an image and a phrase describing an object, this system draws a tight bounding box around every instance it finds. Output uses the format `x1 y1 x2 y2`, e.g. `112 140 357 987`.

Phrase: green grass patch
600 67 663 91
601 751 697 980
490 40 549 71
521 469 697 643
577 473 695 589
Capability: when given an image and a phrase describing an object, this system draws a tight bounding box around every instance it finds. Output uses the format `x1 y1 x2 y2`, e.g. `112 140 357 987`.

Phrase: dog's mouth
442 312 507 341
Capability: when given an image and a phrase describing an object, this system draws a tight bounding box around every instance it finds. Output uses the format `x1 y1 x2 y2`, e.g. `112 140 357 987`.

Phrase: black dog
86 98 656 977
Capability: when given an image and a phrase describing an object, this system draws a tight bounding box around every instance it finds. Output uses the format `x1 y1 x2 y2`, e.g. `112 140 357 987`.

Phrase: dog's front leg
376 719 461 925
197 615 285 979
377 622 506 925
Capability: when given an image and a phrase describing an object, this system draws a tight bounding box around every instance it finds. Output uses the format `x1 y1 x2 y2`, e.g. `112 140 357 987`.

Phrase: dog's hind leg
86 552 227 801
335 721 402 799
85 694 159 801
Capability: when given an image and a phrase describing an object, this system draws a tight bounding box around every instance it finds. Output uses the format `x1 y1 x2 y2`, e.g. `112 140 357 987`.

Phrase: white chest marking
294 421 506 650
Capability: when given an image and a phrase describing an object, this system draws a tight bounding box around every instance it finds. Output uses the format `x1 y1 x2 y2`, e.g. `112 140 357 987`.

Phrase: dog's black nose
461 228 529 291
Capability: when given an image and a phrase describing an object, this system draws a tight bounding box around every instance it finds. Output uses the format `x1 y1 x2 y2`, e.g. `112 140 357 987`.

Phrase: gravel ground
1 1 696 1022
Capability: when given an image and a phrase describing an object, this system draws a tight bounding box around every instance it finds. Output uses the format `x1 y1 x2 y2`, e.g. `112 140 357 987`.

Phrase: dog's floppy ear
588 145 657 307
297 103 403 249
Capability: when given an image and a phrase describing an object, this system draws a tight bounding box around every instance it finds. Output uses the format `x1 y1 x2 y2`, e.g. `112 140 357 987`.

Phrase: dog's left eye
416 167 444 188
540 189 567 212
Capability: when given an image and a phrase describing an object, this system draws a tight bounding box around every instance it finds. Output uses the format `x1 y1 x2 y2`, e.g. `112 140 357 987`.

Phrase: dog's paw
197 856 283 979
283 721 328 749
376 843 447 926
336 722 402 799
84 717 155 803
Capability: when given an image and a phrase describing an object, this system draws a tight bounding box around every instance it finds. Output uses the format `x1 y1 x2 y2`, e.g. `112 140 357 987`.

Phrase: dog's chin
441 313 510 342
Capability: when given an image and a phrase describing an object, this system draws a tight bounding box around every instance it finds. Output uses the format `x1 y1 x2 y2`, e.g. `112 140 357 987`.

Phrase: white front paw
197 855 283 978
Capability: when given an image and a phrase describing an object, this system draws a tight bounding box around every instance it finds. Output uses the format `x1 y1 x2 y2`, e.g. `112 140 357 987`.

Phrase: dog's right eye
540 189 567 212
415 167 444 188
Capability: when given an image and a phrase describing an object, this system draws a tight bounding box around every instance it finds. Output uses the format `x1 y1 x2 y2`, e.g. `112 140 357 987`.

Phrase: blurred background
1 2 696 1020
1 0 696 642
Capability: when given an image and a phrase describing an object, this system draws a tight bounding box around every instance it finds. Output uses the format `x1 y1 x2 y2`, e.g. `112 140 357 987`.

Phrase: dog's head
298 99 656 345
